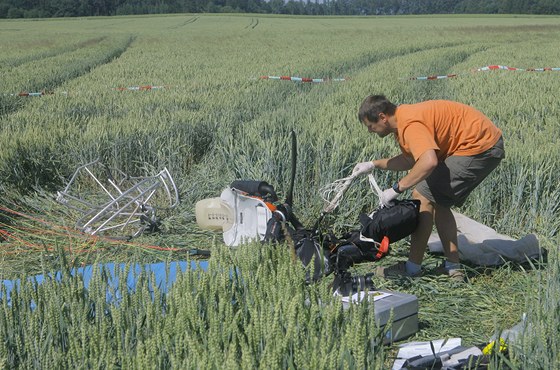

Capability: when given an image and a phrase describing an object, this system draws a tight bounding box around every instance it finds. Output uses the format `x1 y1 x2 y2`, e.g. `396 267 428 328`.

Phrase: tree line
1 0 559 18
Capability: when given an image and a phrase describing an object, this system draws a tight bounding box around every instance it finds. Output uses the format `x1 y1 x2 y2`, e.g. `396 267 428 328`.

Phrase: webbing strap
375 236 390 259
367 174 383 203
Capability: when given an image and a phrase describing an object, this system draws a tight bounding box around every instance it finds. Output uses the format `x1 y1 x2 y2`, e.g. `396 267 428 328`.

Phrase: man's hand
380 188 400 207
352 161 375 176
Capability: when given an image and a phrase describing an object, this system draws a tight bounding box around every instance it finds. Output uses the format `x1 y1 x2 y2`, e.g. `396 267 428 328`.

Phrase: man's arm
373 153 415 171
397 149 438 192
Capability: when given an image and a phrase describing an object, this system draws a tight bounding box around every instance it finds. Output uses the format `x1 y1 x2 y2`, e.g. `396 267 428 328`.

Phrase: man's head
358 95 397 137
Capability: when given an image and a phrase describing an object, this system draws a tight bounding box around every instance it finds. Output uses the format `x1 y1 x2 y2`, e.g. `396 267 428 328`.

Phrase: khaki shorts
415 137 505 207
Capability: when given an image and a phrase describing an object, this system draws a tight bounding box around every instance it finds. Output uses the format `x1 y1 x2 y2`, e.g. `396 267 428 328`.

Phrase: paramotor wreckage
56 160 179 239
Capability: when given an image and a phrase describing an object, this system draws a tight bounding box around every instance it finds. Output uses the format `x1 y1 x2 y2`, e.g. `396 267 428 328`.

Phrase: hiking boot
375 261 421 278
434 264 466 282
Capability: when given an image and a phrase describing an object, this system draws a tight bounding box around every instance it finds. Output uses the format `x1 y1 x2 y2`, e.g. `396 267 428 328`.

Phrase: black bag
328 199 420 274
329 233 389 274
360 199 421 244
294 234 332 282
263 199 420 282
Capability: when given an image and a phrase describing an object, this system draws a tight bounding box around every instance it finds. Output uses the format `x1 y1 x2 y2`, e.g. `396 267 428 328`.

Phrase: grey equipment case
340 289 418 344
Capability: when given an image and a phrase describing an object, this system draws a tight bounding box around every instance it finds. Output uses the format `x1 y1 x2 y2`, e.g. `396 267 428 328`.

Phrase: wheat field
0 14 559 368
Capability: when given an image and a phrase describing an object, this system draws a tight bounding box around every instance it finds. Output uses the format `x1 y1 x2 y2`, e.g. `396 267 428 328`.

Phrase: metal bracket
56 160 179 238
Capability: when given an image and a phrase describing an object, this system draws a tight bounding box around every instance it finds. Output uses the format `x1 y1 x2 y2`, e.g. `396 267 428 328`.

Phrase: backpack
360 199 421 244
264 199 420 280
327 199 421 275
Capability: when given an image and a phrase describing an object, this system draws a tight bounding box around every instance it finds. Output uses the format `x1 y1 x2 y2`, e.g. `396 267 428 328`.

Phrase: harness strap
367 173 384 204
375 236 390 259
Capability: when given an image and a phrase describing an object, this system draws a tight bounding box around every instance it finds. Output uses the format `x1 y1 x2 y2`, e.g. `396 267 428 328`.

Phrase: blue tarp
1 260 209 305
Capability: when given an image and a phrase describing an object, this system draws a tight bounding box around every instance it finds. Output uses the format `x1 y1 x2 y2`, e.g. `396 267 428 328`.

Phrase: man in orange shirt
352 95 505 281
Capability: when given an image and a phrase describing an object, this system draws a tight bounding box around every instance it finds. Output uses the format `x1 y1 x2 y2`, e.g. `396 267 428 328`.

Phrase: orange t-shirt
395 100 502 161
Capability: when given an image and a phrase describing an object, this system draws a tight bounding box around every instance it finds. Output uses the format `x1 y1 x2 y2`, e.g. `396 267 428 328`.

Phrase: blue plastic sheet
1 260 209 305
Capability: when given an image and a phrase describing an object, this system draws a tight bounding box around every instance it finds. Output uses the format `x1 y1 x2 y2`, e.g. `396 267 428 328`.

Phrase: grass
1 13 559 368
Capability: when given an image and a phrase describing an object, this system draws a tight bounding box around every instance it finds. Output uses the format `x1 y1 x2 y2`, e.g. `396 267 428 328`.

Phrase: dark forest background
1 0 559 18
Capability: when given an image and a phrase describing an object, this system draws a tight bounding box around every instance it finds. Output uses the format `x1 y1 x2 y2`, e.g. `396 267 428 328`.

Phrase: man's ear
378 112 387 123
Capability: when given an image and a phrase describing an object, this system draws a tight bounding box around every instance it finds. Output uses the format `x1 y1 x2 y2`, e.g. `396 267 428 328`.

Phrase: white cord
320 172 385 213
367 173 384 200
319 174 355 213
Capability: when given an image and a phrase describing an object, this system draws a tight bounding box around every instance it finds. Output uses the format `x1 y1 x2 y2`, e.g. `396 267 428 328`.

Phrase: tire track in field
217 42 473 145
256 41 471 102
405 44 489 99
1 36 108 68
169 16 199 29
245 18 259 29
346 41 474 78
228 41 479 134
0 35 136 117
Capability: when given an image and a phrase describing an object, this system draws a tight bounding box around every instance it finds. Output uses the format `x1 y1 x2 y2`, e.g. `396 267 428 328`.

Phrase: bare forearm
373 150 438 192
373 154 413 171
398 150 438 191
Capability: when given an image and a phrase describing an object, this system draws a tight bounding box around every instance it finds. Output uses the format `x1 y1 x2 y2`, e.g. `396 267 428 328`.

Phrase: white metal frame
56 160 179 238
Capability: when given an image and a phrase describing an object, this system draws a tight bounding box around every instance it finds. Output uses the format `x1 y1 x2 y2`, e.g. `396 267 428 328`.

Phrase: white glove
380 188 400 207
352 161 375 176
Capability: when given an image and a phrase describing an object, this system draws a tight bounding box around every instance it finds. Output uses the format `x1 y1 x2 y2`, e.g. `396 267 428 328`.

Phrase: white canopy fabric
428 211 541 266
